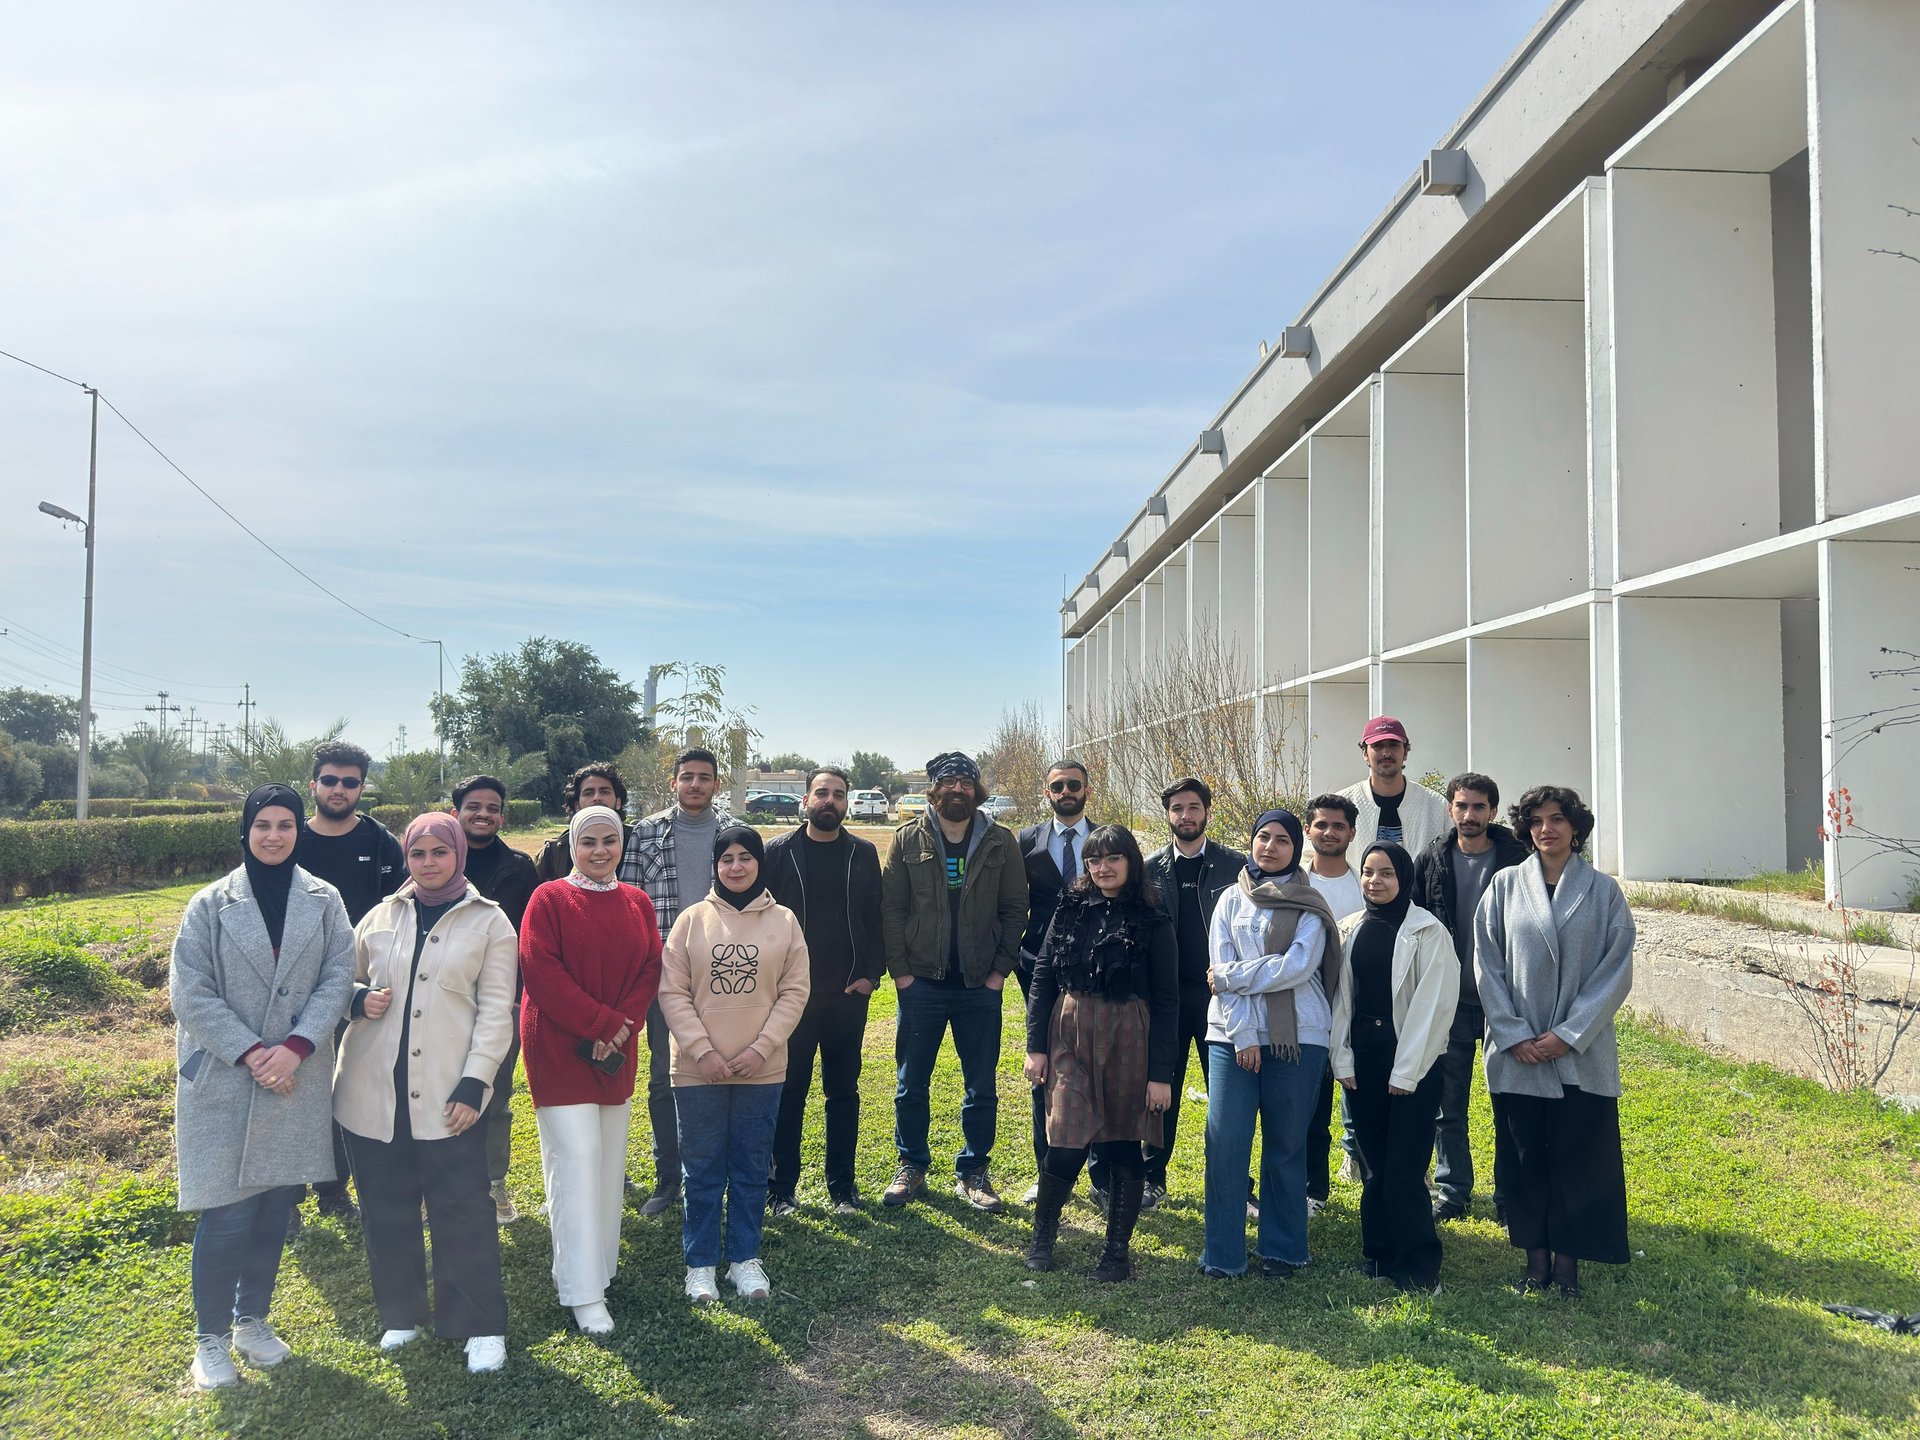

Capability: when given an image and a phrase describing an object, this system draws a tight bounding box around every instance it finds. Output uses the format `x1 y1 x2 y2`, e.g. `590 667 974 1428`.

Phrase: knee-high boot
1024 1169 1074 1272
1094 1164 1144 1283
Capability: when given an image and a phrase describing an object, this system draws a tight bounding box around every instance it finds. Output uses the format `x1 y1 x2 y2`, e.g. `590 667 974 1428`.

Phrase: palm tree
221 717 347 790
116 724 196 799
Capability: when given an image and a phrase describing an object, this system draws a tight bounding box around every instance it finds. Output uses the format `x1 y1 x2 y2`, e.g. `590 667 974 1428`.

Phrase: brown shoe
882 1164 927 1207
955 1171 1006 1213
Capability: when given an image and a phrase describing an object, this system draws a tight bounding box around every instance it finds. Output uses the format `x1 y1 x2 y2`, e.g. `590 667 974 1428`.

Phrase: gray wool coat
1472 852 1635 1100
169 864 357 1211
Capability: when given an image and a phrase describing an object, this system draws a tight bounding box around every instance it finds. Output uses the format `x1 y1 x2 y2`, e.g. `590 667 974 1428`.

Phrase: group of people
168 717 1636 1393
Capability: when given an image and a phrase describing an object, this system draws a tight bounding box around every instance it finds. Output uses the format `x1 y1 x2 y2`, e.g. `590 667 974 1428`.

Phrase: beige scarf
1235 869 1344 1061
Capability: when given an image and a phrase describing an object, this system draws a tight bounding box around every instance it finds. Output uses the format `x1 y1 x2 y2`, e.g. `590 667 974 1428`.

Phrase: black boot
1093 1165 1144 1283
1024 1170 1073 1272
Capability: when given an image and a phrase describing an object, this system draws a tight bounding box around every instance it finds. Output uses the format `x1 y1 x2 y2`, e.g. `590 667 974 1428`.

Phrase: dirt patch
0 1023 178 1185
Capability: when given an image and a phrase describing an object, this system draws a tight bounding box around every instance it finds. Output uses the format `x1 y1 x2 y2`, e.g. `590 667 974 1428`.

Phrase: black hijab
1247 807 1304 884
241 783 304 952
712 824 768 911
1358 840 1417 933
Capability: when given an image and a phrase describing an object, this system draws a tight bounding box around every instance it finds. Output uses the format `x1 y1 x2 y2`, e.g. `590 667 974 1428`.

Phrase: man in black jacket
294 739 404 1223
454 773 542 1224
1014 759 1093 1202
1141 777 1247 1210
535 762 628 881
1410 771 1527 1222
765 766 885 1214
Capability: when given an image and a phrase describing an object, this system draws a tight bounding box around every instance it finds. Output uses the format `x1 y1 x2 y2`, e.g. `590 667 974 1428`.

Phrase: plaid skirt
1045 992 1165 1150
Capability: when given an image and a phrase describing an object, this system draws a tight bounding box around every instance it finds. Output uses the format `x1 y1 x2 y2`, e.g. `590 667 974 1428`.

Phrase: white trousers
534 1101 631 1306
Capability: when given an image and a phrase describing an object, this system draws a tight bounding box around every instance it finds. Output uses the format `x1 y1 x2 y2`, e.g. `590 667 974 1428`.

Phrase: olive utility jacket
880 812 1029 986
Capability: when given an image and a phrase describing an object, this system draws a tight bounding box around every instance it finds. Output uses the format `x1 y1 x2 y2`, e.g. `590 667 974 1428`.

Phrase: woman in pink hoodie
659 825 810 1305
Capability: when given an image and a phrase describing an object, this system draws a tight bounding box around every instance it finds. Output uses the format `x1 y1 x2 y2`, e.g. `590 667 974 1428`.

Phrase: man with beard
1412 772 1527 1222
453 773 541 1224
1014 760 1093 1204
764 767 885 1214
294 739 404 1223
1337 716 1450 859
881 751 1028 1211
619 747 738 1217
535 763 629 882
1141 777 1246 1210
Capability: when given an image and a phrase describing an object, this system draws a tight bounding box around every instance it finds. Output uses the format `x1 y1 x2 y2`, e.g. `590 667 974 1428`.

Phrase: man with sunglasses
293 739 404 1223
1014 760 1093 1205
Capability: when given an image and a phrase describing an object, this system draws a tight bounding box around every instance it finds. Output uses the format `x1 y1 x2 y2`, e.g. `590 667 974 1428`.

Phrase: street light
37 386 99 819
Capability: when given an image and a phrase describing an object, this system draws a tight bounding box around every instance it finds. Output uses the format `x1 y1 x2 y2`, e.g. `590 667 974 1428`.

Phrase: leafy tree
115 724 195 799
376 750 445 809
622 662 760 815
848 750 894 792
19 742 78 801
449 742 549 806
0 729 46 809
221 716 349 791
762 752 817 774
0 689 86 746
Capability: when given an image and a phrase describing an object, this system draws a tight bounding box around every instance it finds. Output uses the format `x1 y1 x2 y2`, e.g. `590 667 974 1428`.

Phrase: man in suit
1142 777 1247 1210
1014 759 1093 1205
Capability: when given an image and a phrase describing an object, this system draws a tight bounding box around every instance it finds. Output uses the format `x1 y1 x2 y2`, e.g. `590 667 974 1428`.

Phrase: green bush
365 799 545 834
28 798 238 821
0 814 239 900
0 935 133 1004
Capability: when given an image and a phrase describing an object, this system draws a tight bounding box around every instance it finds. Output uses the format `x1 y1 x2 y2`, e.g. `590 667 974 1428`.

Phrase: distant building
1060 0 1920 909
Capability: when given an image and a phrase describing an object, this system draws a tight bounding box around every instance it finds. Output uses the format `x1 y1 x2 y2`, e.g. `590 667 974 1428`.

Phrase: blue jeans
674 1083 780 1269
893 978 1003 1178
1202 1041 1327 1274
190 1185 298 1336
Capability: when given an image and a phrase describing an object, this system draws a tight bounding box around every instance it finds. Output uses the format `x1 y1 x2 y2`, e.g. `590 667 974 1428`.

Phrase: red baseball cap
1360 715 1409 745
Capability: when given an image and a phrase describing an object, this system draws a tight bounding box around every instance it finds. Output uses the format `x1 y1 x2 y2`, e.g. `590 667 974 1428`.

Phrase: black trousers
771 989 871 1199
316 1019 354 1200
1015 967 1050 1175
1491 1085 1630 1264
483 1006 521 1187
1308 1059 1336 1201
1044 1139 1140 1183
1142 984 1211 1187
346 1108 508 1340
1346 1018 1444 1288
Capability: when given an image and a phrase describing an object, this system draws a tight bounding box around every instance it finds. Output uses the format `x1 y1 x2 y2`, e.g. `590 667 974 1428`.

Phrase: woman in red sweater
518 805 662 1335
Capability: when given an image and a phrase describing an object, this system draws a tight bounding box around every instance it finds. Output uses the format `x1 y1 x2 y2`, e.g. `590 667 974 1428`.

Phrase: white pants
534 1101 631 1306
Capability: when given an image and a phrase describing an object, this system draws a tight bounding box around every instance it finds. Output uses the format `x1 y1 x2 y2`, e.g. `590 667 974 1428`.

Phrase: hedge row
0 815 241 901
365 799 544 833
29 798 240 820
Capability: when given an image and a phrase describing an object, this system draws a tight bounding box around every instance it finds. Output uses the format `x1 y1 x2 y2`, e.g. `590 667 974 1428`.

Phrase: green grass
1733 862 1827 902
3 884 1920 1437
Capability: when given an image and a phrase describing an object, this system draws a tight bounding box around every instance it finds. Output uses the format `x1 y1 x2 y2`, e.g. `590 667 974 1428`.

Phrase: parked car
894 792 930 819
745 792 802 819
850 789 889 820
982 795 1018 822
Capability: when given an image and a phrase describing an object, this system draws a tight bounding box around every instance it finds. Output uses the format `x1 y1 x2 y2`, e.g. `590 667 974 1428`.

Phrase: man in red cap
1337 716 1450 863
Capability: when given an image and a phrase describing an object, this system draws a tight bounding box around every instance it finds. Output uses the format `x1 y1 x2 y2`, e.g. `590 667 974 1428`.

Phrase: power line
0 613 243 695
0 346 87 390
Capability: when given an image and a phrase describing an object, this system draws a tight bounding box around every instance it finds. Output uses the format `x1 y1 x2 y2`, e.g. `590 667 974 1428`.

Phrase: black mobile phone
575 1038 624 1076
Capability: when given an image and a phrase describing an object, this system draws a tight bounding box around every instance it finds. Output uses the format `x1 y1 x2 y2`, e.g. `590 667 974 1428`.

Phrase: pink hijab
403 811 471 905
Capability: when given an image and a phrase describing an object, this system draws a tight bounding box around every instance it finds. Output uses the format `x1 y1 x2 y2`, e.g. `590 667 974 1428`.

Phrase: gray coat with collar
1472 851 1635 1100
169 864 357 1211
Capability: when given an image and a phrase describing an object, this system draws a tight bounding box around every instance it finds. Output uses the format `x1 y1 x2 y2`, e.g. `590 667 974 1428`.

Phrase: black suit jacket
1017 819 1082 968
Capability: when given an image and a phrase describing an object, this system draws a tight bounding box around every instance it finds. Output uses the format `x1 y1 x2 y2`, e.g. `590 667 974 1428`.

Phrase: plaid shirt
616 804 738 936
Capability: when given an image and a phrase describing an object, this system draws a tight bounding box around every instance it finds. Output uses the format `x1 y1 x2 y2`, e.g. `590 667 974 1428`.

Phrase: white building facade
1061 0 1920 908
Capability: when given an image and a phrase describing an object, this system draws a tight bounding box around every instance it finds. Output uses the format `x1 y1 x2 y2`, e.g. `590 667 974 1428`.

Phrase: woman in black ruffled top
1022 824 1178 1281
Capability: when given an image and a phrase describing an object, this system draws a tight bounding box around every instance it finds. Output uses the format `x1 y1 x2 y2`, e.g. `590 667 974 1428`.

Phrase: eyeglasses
316 775 363 789
1084 853 1124 866
1047 778 1084 794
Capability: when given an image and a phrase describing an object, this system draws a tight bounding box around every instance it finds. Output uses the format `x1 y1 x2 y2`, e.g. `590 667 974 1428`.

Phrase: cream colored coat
1330 905 1459 1093
333 885 519 1143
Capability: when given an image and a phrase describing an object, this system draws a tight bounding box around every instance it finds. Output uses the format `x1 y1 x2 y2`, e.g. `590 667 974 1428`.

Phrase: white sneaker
1019 1183 1040 1205
379 1328 420 1351
727 1257 771 1300
231 1317 290 1368
490 1182 516 1225
684 1266 720 1304
572 1301 613 1334
465 1335 506 1372
190 1334 239 1390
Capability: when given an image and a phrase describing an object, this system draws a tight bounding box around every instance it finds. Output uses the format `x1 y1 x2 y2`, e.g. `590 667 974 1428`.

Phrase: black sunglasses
316 775 363 789
1047 778 1084 794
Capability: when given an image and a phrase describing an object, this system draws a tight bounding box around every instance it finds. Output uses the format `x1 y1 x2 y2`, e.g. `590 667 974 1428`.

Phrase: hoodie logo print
710 943 759 995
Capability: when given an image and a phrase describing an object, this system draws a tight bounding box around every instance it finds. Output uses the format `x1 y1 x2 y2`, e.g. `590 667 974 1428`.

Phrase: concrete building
1060 0 1920 908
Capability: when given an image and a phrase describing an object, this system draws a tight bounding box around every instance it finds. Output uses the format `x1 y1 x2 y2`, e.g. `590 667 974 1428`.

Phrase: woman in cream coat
1331 841 1457 1292
335 812 518 1372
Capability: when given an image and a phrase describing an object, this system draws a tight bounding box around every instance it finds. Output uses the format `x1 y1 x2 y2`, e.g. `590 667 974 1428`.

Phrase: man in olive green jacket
880 751 1029 1212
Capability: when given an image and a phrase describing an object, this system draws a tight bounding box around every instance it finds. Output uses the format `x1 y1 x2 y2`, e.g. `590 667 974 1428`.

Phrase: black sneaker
1140 1181 1166 1212
1432 1198 1468 1223
1088 1186 1110 1217
829 1189 861 1216
882 1165 927 1207
638 1184 680 1218
315 1189 359 1223
954 1172 1006 1213
1259 1257 1304 1279
767 1193 799 1218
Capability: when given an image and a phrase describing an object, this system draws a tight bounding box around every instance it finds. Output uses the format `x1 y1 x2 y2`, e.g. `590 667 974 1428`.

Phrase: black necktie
1060 827 1077 883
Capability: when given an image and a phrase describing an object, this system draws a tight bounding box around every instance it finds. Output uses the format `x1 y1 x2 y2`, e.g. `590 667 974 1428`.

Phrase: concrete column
1188 531 1222 649
1142 576 1165 678
1307 437 1369 673
1588 601 1620 872
1584 181 1616 592
1259 476 1309 684
1376 373 1467 649
1162 557 1188 660
1219 508 1257 693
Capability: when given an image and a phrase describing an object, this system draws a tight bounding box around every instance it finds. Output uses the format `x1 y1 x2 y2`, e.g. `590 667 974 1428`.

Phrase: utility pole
214 722 231 754
145 689 181 741
32 388 99 817
236 683 257 752
183 706 201 756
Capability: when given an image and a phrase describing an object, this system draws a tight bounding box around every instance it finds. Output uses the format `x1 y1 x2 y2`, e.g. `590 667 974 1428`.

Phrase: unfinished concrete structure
1061 0 1920 907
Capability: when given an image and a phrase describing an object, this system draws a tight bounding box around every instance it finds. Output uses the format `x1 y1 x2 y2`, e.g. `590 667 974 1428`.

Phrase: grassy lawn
3 889 1920 1437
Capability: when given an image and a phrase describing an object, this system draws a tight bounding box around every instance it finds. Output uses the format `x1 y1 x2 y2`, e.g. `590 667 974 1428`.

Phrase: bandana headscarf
566 805 625 890
241 783 303 952
712 824 768 910
926 751 982 790
1247 807 1304 883
402 811 471 906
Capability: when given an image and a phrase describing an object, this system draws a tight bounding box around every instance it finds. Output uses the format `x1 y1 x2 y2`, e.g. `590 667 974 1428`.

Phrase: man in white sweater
1336 716 1450 863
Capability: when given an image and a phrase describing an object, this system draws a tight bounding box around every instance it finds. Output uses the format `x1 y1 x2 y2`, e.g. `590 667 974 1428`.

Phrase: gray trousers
647 998 681 1188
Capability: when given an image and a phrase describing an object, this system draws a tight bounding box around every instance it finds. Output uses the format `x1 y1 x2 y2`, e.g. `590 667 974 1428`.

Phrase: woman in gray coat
1473 784 1634 1299
169 784 355 1390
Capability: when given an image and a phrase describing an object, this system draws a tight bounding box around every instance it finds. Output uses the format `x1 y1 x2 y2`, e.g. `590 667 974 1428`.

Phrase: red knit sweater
518 880 662 1108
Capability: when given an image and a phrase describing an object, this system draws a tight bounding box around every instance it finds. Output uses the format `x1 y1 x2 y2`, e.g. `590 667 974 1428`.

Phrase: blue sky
0 1 1541 772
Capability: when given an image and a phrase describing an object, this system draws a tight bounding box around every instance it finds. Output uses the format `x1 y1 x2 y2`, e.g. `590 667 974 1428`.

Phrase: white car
982 795 1019 822
850 789 890 820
